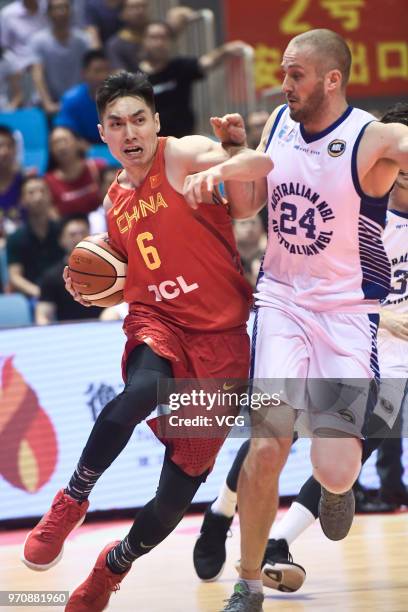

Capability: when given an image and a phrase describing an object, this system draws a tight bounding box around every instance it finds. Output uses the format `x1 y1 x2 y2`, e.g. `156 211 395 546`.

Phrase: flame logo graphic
0 357 58 492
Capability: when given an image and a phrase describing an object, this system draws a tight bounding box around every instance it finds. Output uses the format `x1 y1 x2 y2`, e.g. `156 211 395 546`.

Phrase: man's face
122 0 149 29
84 59 110 91
48 0 70 26
0 134 16 168
21 179 51 215
143 24 172 62
281 43 327 124
98 95 160 169
60 220 89 254
50 127 79 163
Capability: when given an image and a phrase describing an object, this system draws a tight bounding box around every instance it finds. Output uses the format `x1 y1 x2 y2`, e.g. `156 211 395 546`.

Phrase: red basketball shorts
122 316 250 477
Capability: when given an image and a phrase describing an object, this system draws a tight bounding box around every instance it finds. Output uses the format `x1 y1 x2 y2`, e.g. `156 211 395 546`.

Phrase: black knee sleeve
127 455 206 556
81 345 172 471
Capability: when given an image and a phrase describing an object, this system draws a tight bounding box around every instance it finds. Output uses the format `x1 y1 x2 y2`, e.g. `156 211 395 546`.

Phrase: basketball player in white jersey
370 102 408 503
188 29 408 611
191 103 408 596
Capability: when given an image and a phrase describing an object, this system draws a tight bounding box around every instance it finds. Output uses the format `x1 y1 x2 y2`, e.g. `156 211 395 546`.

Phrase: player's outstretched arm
379 309 408 340
221 108 281 218
166 126 272 210
182 147 272 210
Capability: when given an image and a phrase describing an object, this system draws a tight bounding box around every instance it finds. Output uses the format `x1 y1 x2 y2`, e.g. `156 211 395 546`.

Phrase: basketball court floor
1 509 407 611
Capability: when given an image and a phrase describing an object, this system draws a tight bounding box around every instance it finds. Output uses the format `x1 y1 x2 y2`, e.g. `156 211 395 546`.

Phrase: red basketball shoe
66 541 130 611
22 489 89 571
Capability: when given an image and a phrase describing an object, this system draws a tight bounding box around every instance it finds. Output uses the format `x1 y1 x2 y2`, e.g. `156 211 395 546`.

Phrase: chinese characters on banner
225 0 408 97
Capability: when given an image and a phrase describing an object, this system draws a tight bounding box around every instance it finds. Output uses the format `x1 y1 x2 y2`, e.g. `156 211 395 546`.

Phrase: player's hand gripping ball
68 233 127 307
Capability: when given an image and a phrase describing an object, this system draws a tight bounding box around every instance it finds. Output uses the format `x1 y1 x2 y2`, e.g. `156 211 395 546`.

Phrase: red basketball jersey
106 137 252 332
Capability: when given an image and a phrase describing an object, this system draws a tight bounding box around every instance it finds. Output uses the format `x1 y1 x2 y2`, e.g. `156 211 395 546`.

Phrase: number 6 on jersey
136 232 161 270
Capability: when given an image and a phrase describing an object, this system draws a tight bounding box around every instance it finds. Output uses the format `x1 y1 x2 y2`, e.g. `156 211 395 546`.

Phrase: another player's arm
168 130 272 209
223 112 275 218
379 122 408 170
221 106 283 218
379 308 408 340
358 122 408 194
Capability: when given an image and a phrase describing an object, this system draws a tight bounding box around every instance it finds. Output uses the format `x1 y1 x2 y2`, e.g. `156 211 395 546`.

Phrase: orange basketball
68 233 127 307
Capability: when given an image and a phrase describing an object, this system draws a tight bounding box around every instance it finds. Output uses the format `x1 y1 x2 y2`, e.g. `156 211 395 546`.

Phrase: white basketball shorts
251 300 378 437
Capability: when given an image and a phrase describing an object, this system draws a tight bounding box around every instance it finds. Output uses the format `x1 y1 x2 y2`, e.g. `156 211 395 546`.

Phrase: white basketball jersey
256 105 391 313
378 209 408 374
381 209 408 313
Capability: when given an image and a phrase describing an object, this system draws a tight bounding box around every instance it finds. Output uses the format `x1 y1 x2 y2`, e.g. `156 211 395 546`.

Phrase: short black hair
83 49 107 70
381 102 408 127
145 20 175 39
96 71 155 120
58 213 90 238
0 124 15 144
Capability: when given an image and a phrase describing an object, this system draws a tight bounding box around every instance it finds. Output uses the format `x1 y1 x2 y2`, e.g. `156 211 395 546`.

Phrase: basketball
68 233 127 307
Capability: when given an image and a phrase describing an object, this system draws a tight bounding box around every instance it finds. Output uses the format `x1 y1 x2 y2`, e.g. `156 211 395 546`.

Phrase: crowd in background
0 0 268 325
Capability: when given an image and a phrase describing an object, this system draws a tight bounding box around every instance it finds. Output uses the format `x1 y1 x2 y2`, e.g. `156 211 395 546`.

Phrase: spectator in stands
35 214 100 323
88 164 118 234
246 109 270 149
106 0 198 73
0 0 47 71
84 0 123 48
105 0 147 70
45 126 106 217
0 46 23 111
138 21 249 137
31 0 91 117
54 50 110 144
0 125 25 245
6 175 63 299
233 215 266 288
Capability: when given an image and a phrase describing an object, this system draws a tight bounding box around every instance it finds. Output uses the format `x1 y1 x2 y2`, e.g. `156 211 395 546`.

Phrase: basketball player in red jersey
21 71 272 611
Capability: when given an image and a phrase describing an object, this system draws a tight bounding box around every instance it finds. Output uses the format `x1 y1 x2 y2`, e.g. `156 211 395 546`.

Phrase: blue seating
0 108 49 174
87 143 120 167
0 247 8 288
0 293 32 327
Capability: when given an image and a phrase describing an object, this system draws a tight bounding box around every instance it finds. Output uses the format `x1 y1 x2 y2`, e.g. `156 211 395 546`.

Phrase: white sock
211 482 237 518
270 501 316 545
239 578 263 594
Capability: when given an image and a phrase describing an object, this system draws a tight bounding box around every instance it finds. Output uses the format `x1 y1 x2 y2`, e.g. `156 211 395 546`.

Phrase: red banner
225 0 408 97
